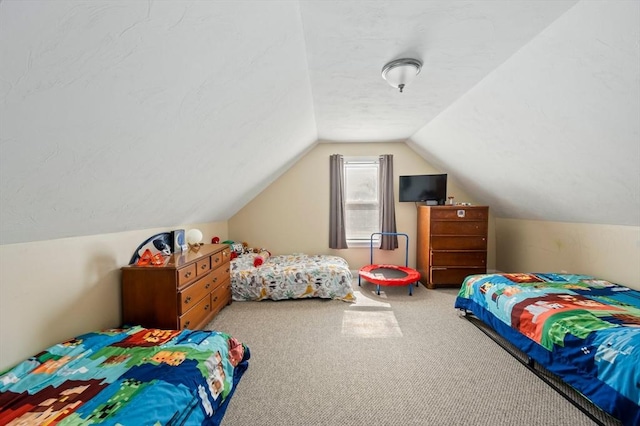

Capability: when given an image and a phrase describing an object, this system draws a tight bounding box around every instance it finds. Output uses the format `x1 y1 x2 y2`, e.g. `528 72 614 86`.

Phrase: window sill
347 240 380 249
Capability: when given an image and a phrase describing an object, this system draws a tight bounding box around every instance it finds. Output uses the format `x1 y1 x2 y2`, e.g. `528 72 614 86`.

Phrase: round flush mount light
381 58 422 93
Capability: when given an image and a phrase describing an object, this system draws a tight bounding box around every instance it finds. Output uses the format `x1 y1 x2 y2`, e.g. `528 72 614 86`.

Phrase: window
343 157 380 246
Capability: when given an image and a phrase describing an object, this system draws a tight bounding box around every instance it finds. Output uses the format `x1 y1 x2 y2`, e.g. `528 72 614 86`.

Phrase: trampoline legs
372 282 417 295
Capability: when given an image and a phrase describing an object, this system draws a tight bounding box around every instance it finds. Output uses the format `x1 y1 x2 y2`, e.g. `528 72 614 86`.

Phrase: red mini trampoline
358 232 421 295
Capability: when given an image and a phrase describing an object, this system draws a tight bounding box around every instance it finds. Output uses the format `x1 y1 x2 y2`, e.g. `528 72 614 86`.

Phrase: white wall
229 141 496 273
0 222 227 371
496 218 639 290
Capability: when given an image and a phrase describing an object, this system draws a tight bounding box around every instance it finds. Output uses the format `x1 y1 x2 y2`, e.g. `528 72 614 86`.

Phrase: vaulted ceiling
1 0 638 245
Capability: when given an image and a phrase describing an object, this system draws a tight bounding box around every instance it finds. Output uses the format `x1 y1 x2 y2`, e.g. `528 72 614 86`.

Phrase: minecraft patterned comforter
0 326 250 425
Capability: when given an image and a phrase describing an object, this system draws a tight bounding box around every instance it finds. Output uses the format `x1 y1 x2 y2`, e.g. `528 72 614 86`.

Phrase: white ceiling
0 0 638 245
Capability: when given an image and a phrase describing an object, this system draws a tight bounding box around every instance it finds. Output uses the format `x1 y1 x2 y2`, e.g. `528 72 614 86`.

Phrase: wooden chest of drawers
121 244 231 330
416 206 488 289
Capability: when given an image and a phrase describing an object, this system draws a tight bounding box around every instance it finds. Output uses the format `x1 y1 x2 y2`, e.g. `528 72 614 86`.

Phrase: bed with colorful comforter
231 253 355 302
454 273 640 426
0 326 250 425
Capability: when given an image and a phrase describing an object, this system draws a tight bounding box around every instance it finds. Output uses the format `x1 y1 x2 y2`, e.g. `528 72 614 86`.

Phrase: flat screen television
398 174 447 204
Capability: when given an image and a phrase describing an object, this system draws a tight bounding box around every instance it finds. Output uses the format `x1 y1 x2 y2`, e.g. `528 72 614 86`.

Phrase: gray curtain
329 154 348 249
379 154 398 250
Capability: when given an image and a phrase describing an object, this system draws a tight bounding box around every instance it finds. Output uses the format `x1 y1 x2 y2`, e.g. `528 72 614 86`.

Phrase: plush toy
252 250 271 267
220 239 270 262
222 241 244 256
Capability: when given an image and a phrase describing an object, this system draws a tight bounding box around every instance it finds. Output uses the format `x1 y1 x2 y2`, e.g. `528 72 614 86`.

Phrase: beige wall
496 218 639 290
229 141 496 272
0 222 227 371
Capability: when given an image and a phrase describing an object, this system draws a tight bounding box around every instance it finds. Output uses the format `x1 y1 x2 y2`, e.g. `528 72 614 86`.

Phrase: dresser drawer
210 280 230 315
177 264 197 287
179 296 211 330
179 273 214 315
196 257 211 276
431 220 487 236
211 251 226 270
430 267 486 285
430 207 488 221
430 235 487 250
221 248 231 264
210 263 230 289
431 251 486 267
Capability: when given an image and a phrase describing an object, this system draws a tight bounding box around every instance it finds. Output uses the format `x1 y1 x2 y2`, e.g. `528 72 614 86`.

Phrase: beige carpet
206 280 616 426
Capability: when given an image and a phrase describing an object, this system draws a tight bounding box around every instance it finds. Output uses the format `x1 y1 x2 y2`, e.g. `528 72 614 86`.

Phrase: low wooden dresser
416 205 489 289
121 244 231 330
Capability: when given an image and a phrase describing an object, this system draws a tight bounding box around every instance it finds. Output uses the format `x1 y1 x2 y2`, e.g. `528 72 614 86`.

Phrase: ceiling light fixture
381 58 422 93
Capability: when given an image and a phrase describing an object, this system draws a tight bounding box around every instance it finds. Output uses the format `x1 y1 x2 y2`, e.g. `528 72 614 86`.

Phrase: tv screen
398 174 447 203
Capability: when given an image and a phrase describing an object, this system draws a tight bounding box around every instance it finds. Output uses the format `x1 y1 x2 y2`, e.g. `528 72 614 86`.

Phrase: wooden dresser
416 205 488 289
121 244 231 330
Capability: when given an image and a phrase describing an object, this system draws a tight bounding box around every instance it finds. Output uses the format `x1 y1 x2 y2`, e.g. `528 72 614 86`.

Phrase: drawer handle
214 258 220 263
213 277 218 283
184 271 192 278
185 296 192 304
205 304 210 310
205 283 211 289
200 264 207 270
183 321 191 329
225 267 230 273
213 296 218 302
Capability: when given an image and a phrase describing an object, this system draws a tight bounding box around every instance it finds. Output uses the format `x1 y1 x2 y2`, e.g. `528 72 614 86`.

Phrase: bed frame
459 309 621 426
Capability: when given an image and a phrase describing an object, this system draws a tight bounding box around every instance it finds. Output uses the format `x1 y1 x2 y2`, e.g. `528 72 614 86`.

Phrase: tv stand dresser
416 205 488 289
121 244 231 330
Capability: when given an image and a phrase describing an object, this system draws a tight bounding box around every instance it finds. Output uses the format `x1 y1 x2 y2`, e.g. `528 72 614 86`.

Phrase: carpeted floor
206 280 615 425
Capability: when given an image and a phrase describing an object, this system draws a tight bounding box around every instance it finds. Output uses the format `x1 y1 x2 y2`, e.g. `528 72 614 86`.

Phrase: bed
454 273 640 426
0 325 250 425
231 252 355 302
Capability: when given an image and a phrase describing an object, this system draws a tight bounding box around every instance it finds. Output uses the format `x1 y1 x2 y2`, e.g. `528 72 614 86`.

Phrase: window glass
344 159 380 245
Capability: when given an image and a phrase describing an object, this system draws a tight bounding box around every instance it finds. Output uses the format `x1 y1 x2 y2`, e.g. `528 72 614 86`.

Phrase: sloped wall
409 0 639 227
228 141 496 272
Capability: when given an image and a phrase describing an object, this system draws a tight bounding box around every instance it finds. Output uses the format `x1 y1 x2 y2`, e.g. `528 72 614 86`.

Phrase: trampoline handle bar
368 232 410 268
